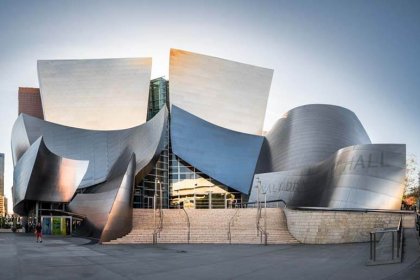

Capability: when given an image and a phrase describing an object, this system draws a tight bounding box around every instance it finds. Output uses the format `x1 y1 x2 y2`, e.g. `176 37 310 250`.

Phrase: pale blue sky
1 0 419 213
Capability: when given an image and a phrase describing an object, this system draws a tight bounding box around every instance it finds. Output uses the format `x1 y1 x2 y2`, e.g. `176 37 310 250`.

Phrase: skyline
1 0 420 213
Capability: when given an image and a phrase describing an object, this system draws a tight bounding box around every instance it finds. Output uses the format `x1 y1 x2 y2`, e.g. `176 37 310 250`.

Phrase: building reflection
169 155 245 209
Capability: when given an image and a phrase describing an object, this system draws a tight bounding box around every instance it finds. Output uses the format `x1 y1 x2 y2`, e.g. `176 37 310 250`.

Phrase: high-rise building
0 153 4 196
0 153 6 217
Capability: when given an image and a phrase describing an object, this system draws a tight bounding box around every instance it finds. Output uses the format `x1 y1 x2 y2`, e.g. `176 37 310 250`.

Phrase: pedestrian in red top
35 223 42 243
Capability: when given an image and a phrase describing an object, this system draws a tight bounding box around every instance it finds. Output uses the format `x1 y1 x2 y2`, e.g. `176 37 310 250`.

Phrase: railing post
264 192 267 246
373 233 376 261
369 233 372 260
153 197 156 230
392 231 395 260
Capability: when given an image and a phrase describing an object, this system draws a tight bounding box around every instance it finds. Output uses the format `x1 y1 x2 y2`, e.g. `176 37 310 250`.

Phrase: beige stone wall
284 209 415 244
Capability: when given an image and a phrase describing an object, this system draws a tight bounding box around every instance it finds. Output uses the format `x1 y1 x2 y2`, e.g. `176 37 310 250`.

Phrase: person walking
35 222 43 243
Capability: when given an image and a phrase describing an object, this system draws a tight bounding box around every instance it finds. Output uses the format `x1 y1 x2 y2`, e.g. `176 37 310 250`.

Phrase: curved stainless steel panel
11 107 168 188
38 58 152 130
68 153 136 243
171 105 263 194
11 115 31 166
13 137 89 215
12 107 167 240
250 144 405 210
169 49 273 135
256 104 372 173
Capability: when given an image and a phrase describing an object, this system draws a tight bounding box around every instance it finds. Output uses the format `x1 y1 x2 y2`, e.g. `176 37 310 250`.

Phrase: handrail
227 207 240 244
242 199 287 208
368 216 403 265
182 208 190 244
152 208 163 244
256 195 268 245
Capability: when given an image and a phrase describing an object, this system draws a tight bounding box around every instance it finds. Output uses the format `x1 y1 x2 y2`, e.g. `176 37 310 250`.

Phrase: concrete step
106 208 299 245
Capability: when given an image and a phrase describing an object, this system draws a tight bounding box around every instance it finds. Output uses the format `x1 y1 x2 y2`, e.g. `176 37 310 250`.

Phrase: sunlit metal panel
38 58 152 130
11 107 168 189
169 49 273 135
256 104 371 172
250 144 405 210
13 137 89 215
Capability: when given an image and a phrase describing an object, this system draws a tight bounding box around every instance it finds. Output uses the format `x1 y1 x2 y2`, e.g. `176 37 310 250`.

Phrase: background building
0 153 7 217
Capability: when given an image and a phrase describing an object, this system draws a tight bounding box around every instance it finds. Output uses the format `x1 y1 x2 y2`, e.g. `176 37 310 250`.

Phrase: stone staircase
230 208 299 244
105 208 298 244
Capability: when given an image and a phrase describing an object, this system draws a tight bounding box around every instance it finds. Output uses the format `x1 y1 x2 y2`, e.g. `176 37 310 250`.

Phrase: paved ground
0 230 419 280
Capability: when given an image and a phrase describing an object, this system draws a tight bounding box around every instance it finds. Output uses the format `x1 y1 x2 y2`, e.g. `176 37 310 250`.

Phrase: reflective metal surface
169 49 273 135
256 104 372 172
170 105 263 194
12 50 408 245
250 144 406 210
12 107 168 241
38 58 152 130
68 153 136 243
11 114 31 166
13 137 89 215
11 107 168 188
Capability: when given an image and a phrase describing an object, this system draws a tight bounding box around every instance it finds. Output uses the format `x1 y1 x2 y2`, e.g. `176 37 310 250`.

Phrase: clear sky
1 0 419 213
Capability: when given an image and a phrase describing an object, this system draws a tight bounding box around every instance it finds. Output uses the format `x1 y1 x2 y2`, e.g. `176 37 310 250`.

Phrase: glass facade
169 153 245 209
134 78 170 208
133 77 246 209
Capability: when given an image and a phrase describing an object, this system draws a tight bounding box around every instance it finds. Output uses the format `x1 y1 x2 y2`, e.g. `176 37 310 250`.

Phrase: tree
403 155 419 207
404 155 418 193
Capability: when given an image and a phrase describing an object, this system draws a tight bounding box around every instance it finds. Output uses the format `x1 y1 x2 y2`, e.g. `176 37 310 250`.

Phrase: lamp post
256 177 261 208
194 183 197 209
158 179 162 210
154 178 157 228
208 190 213 209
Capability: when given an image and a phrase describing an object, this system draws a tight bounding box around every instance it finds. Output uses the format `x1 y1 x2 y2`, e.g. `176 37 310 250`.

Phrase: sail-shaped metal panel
171 105 263 194
38 58 152 130
169 49 273 135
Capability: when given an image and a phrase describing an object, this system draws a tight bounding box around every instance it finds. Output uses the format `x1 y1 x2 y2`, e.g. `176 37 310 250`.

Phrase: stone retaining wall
284 209 415 244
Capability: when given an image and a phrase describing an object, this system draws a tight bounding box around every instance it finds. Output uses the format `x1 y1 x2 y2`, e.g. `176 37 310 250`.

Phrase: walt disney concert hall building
12 49 406 242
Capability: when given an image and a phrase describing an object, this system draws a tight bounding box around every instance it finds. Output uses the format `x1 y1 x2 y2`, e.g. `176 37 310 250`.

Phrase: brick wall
18 87 44 119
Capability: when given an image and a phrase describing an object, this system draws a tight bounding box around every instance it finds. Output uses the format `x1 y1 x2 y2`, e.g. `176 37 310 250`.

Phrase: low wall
284 208 415 244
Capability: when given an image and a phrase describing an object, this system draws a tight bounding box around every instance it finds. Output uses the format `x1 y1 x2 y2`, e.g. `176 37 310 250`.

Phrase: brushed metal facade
38 58 152 130
169 49 273 135
250 144 405 210
12 107 168 242
170 105 264 194
11 107 168 189
13 137 88 215
68 153 136 243
256 104 371 173
12 50 408 245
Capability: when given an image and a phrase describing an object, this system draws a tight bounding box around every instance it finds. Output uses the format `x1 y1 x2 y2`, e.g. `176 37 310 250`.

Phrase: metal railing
368 216 403 265
238 199 287 208
256 203 268 245
182 208 191 244
227 207 240 244
152 180 164 245
416 213 420 237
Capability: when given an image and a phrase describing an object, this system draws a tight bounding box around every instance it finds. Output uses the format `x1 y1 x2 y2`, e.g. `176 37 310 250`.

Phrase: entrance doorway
41 216 72 235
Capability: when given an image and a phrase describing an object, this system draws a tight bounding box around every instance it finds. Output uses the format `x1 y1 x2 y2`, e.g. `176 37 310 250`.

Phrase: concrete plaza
0 230 419 280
